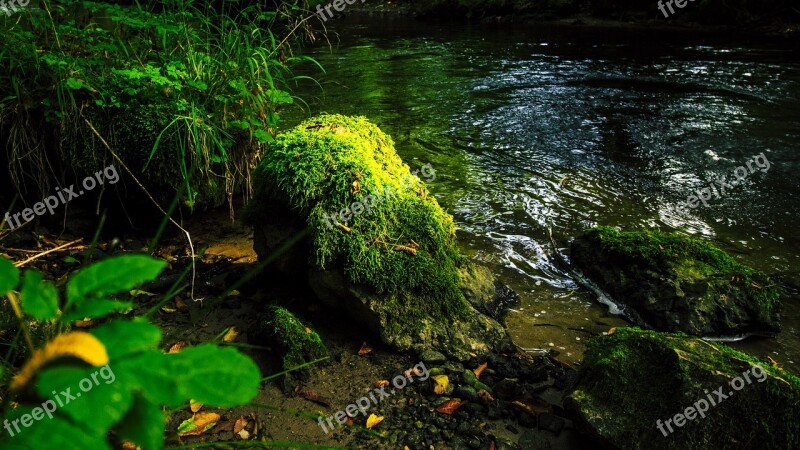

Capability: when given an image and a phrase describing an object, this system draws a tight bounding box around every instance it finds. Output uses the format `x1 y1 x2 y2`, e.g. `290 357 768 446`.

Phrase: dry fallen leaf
178 412 221 437
11 331 109 391
175 297 188 309
222 327 239 343
73 319 93 328
608 327 617 335
168 341 189 353
294 386 331 407
304 327 312 334
358 342 372 356
435 399 465 415
477 389 494 403
190 400 203 413
237 429 250 440
473 362 488 379
375 380 390 388
432 375 449 395
234 416 247 434
161 306 177 314
121 441 138 450
365 414 384 429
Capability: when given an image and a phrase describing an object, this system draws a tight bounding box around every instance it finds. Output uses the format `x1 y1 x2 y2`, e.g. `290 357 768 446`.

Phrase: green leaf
63 256 79 264
65 77 86 90
36 365 132 435
90 319 162 359
20 271 60 320
266 89 293 105
114 351 183 407
186 80 207 91
66 255 166 307
170 345 261 407
61 299 134 322
116 394 165 450
253 129 275 144
3 410 110 450
0 256 19 296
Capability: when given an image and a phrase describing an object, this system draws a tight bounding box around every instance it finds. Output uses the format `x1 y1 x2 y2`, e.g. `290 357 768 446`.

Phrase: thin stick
14 239 82 268
82 116 198 300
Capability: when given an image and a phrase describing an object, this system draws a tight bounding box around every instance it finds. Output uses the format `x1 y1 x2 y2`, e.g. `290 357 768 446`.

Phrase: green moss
247 114 472 333
264 306 328 370
587 226 779 315
571 327 800 449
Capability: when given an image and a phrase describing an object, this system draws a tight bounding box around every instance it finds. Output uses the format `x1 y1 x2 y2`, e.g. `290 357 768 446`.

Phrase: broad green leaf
91 319 162 359
116 394 165 450
170 345 261 407
61 299 134 322
253 129 275 144
0 256 19 296
20 271 59 320
36 365 132 435
266 89 293 105
114 351 183 407
3 407 111 450
66 255 166 307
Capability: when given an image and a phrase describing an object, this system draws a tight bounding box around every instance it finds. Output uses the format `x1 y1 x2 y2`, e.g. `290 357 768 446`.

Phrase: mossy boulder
565 327 800 450
570 227 780 337
263 306 328 370
246 114 511 360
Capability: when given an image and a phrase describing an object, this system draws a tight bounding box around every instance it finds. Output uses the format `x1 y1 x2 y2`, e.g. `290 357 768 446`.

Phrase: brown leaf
175 297 188 309
234 415 247 434
473 362 488 379
168 341 189 353
121 441 138 450
358 342 372 356
435 399 465 415
190 399 203 413
477 389 494 403
375 380 390 388
73 319 94 328
295 388 331 407
608 327 617 336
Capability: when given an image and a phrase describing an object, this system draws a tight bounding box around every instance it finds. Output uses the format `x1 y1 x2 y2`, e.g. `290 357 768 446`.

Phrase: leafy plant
0 0 323 209
0 255 261 449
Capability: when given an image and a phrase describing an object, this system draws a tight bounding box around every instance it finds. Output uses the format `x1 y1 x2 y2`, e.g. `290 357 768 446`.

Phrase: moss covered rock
247 114 511 360
565 327 800 449
570 227 780 337
263 306 328 370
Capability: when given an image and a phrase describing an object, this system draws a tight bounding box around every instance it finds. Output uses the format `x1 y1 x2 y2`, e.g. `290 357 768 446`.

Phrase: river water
287 16 800 372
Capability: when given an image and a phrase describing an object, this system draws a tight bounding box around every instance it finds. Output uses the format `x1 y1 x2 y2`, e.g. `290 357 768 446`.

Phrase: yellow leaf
432 375 449 395
178 411 220 437
365 413 384 429
190 399 203 413
222 327 239 343
11 331 109 391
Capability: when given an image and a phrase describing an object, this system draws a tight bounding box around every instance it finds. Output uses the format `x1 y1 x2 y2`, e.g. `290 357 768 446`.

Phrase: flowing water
287 16 800 372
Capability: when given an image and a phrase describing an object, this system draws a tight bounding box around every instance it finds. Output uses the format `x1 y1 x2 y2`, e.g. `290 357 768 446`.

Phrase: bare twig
14 239 82 268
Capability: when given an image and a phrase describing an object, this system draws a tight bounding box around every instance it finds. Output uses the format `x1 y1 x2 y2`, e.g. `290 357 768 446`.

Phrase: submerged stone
565 327 800 450
570 226 780 337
